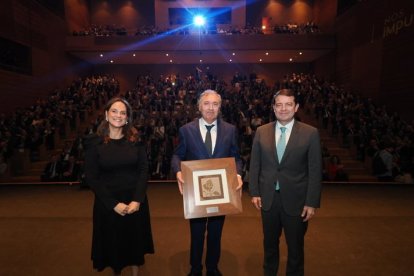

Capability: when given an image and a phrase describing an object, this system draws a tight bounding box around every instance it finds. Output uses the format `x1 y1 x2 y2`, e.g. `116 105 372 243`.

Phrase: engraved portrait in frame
181 157 243 219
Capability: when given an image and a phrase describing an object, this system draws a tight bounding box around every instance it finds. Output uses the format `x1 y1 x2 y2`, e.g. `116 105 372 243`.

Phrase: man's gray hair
197 89 222 106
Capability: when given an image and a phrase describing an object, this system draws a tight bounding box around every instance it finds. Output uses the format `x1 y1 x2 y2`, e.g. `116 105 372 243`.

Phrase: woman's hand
113 203 129 216
127 201 141 214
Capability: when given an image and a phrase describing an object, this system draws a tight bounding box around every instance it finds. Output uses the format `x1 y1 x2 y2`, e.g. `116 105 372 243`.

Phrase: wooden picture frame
181 157 243 219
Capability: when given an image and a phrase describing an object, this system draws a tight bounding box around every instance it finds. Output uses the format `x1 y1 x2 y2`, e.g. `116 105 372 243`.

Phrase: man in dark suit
171 90 243 276
41 153 63 182
249 89 322 276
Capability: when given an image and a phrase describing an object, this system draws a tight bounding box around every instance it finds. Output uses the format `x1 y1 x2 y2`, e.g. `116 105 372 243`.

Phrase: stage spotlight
193 15 206 27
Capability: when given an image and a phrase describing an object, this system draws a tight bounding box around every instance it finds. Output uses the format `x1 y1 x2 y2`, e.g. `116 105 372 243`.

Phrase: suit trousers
261 191 308 276
189 215 225 273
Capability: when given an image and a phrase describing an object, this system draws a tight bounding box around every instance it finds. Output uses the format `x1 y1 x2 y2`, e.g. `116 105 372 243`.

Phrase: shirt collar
276 119 294 131
199 118 217 128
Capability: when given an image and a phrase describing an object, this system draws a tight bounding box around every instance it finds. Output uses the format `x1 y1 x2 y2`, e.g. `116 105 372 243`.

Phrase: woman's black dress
84 135 154 273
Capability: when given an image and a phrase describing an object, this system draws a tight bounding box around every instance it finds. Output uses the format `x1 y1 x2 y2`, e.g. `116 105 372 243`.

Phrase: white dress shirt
275 119 294 147
199 118 217 153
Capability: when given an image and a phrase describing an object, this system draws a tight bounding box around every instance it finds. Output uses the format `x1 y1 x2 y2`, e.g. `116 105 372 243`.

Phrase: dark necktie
205 124 214 156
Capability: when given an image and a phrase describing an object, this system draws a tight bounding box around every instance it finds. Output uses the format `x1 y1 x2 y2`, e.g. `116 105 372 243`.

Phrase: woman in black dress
84 97 154 276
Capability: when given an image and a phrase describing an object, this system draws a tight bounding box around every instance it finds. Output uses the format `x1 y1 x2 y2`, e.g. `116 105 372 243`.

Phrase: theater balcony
66 34 336 64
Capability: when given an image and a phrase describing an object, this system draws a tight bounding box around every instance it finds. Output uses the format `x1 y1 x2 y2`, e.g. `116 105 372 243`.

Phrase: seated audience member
41 154 63 182
395 171 414 184
326 155 348 181
373 143 395 182
366 139 379 158
62 155 81 181
0 154 8 176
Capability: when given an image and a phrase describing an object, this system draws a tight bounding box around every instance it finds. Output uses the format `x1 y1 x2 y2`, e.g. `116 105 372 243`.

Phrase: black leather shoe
187 272 202 276
207 269 223 276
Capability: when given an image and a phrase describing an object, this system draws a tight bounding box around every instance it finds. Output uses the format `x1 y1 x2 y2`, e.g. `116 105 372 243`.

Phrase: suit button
277 168 281 172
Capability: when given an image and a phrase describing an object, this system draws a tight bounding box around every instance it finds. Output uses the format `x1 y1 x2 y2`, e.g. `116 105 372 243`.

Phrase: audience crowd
72 22 321 37
72 24 128 36
1 71 412 184
287 73 414 183
0 75 119 180
80 71 414 183
273 21 320 34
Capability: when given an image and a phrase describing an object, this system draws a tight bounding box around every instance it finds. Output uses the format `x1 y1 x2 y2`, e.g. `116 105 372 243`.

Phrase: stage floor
0 183 413 276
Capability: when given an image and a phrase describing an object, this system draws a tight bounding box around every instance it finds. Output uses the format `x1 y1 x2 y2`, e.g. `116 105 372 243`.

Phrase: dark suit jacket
249 120 322 216
171 118 243 175
41 161 63 181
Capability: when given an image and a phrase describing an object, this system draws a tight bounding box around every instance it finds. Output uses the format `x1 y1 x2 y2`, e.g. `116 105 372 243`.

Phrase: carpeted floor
0 183 413 276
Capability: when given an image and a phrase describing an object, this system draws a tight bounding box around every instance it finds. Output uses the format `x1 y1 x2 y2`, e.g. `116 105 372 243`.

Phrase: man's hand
176 171 184 195
251 197 262 210
236 175 243 190
301 206 316 222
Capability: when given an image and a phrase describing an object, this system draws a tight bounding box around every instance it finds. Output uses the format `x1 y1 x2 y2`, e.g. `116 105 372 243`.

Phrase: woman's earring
125 121 128 125
106 117 108 122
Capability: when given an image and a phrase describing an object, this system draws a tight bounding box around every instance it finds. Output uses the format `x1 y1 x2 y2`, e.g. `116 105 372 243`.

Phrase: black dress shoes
207 269 223 276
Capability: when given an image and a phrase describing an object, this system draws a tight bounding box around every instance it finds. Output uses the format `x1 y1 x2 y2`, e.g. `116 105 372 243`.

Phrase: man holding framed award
171 90 243 276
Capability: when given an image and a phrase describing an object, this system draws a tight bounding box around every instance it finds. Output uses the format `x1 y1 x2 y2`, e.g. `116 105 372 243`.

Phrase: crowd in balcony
72 24 128 36
273 21 320 34
72 21 321 37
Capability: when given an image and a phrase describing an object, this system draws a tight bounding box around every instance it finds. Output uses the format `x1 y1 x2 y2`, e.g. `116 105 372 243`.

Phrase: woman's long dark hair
97 97 138 143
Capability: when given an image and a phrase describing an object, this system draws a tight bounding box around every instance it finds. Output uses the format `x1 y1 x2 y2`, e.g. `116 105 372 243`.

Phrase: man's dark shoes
207 269 223 276
187 272 202 276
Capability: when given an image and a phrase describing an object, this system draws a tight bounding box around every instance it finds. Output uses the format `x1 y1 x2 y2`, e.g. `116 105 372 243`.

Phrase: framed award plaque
181 157 243 219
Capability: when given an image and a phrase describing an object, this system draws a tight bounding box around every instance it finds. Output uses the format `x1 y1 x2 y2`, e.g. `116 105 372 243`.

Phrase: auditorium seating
2 72 412 184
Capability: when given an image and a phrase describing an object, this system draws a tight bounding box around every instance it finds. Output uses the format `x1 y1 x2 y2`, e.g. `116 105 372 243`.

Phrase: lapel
213 119 222 157
268 122 279 164
193 119 204 143
281 121 300 163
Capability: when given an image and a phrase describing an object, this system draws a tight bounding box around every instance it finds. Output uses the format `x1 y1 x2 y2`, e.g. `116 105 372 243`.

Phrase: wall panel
335 0 414 120
0 0 83 114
